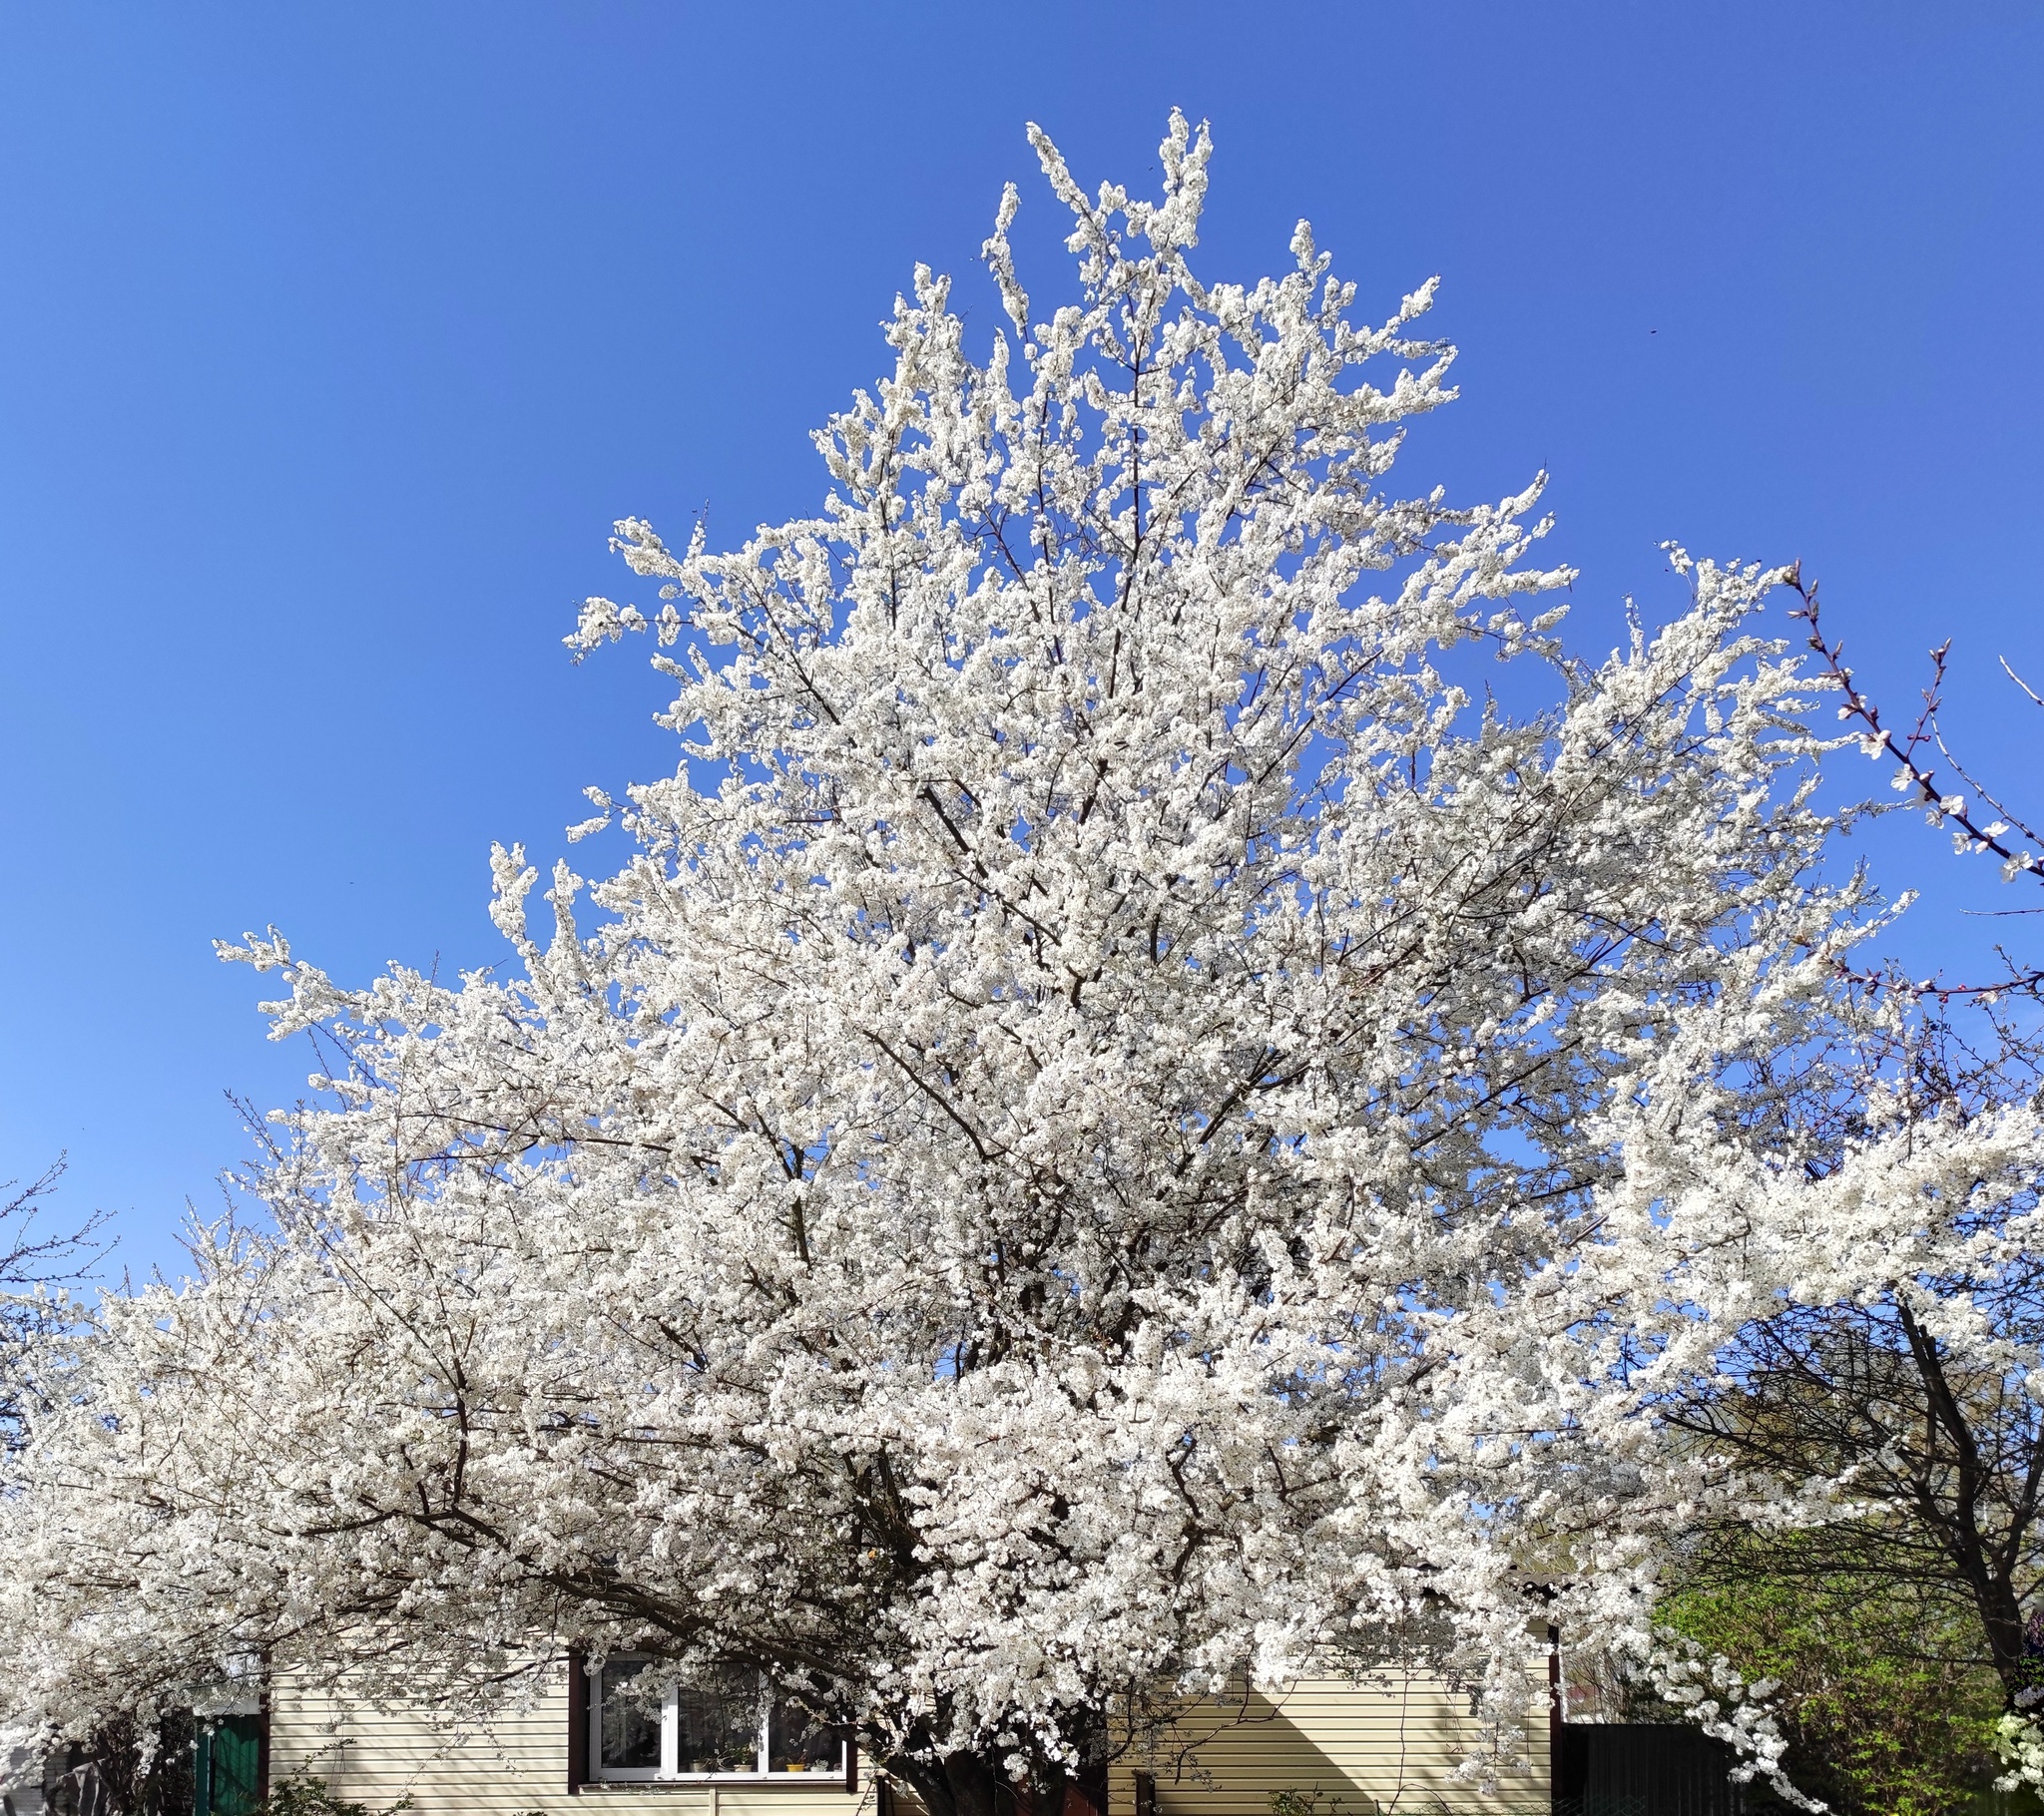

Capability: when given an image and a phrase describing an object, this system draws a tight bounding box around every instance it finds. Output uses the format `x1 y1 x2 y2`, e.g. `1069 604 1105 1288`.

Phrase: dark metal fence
1553 1723 1762 1816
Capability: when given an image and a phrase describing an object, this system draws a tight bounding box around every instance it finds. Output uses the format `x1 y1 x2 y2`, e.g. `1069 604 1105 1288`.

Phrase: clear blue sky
2 3 2040 1279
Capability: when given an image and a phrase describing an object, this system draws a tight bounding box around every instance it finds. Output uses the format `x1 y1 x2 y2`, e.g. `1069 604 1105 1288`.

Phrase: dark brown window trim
568 1649 591 1795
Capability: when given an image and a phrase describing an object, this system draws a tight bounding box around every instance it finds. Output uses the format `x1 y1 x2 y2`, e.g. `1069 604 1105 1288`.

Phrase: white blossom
2 112 2034 1814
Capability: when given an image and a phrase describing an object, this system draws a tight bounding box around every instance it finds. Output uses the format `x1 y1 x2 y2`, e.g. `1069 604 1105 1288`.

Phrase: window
588 1660 849 1784
595 1659 663 1782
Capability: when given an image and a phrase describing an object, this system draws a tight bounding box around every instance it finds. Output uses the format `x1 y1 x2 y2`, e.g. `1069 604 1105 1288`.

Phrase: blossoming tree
7 113 2043 1814
0 1157 92 1452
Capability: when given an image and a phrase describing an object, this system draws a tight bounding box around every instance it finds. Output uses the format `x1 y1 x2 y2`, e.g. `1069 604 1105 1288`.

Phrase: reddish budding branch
1788 566 2044 1001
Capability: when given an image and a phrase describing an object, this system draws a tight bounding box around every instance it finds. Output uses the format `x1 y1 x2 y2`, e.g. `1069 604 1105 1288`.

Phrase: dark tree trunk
1896 1302 2043 1711
884 1747 1006 1816
881 1718 1110 1816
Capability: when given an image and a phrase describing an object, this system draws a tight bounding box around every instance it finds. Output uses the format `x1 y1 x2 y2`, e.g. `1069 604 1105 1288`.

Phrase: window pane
766 1700 841 1774
676 1678 760 1775
599 1660 662 1772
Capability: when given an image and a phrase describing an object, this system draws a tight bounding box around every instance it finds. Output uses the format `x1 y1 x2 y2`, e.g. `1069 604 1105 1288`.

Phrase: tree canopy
6 113 2043 1816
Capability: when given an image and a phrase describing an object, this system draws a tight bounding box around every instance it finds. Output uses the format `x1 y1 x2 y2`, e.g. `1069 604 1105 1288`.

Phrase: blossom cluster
4 113 2037 1810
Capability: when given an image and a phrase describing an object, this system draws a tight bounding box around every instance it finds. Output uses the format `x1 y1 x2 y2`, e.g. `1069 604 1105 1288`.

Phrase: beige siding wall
269 1665 879 1816
271 1668 1548 1816
1113 1675 1550 1816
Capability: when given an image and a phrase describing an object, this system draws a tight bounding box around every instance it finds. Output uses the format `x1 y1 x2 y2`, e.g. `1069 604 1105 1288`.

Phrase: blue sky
2 3 2040 1280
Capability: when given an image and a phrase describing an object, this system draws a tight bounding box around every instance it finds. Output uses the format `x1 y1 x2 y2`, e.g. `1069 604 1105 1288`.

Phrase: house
259 1662 1554 1816
6 1663 1561 1816
2 1738 47 1816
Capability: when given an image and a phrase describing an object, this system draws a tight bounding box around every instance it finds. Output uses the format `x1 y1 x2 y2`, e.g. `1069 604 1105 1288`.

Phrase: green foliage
1660 1558 2002 1816
248 1775 413 1816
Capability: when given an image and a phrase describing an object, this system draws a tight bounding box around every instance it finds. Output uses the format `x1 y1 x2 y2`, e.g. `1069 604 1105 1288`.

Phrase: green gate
193 1714 262 1816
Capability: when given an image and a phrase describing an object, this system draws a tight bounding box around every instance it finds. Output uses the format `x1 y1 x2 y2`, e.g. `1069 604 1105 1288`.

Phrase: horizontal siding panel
1114 1674 1550 1816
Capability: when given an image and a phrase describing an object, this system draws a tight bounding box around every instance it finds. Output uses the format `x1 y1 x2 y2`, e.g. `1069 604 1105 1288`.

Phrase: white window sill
580 1778 852 1792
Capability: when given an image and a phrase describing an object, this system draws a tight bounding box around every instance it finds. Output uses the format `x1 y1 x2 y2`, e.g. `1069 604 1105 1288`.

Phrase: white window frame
587 1660 849 1785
